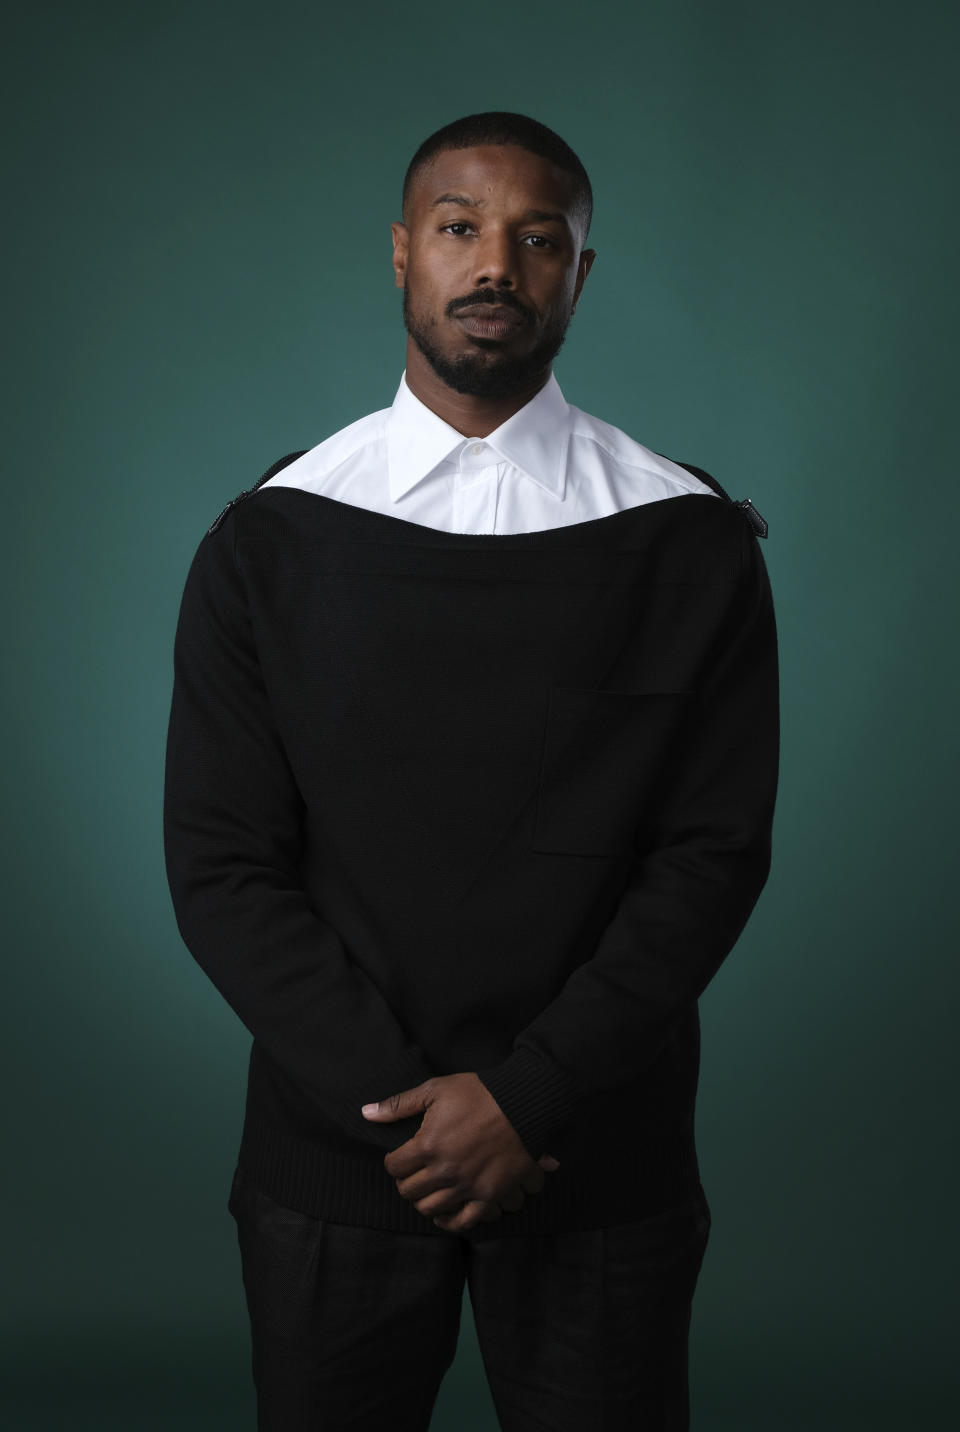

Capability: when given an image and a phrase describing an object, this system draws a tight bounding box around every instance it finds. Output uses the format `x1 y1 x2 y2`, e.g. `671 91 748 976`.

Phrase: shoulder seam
206 450 309 536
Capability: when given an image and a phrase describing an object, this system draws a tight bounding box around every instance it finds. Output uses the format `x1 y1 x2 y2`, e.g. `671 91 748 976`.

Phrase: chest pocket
531 685 695 856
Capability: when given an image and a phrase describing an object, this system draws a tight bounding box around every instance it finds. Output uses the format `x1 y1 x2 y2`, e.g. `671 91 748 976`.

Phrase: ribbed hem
474 1045 586 1160
237 1112 700 1239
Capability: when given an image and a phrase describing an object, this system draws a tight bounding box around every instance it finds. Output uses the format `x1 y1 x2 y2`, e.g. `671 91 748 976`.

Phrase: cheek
528 267 577 317
408 245 463 297
538 291 574 328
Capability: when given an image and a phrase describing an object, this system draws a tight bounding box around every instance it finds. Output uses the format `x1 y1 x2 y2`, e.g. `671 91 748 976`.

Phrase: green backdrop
4 0 956 1427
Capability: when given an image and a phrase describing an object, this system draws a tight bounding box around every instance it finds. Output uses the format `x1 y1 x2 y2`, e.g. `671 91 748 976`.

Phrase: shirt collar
387 368 571 503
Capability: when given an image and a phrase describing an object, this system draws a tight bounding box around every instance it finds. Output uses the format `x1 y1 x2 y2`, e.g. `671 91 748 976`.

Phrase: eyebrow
430 193 571 233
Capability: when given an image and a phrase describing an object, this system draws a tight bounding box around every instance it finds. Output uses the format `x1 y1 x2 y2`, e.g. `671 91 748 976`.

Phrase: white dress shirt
259 368 720 533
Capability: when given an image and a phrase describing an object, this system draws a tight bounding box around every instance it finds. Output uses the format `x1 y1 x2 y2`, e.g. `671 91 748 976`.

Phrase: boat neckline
248 485 728 545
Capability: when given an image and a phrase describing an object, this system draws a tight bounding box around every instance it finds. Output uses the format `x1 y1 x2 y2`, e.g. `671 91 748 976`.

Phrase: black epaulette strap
207 450 309 535
666 457 769 539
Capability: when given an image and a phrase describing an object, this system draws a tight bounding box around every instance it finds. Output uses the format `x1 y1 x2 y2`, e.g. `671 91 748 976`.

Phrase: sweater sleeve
162 510 435 1155
475 519 780 1160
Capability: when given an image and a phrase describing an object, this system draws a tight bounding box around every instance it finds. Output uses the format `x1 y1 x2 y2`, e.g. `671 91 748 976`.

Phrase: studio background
4 1 956 1428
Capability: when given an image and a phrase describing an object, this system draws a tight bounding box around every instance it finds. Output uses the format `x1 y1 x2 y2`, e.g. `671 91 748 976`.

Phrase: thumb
361 1083 432 1121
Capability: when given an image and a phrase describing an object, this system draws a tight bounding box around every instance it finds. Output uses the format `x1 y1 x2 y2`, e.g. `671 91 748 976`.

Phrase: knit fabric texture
163 474 779 1238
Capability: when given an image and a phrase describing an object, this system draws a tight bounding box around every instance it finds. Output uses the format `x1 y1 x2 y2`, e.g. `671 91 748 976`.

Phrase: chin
413 336 554 399
433 357 537 399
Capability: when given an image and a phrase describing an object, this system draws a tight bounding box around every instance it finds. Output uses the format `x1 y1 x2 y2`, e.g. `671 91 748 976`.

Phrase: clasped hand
361 1072 559 1234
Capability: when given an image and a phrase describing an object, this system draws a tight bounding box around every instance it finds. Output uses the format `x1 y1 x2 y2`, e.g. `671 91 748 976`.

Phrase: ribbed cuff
338 1044 437 1153
475 1045 585 1160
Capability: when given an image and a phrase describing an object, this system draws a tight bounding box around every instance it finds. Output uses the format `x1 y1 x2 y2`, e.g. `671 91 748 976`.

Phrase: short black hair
401 111 593 246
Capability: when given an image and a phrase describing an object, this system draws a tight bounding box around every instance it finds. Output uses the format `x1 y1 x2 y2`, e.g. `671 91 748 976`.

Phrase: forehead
412 144 578 214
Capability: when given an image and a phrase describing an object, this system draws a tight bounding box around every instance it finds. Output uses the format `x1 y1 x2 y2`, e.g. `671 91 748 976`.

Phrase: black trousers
227 1164 712 1431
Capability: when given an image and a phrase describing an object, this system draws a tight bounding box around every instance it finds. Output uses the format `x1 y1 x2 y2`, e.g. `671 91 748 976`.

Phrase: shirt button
470 443 484 455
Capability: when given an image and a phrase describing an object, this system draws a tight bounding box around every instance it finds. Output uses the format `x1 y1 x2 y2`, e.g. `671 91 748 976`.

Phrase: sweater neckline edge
246 486 729 546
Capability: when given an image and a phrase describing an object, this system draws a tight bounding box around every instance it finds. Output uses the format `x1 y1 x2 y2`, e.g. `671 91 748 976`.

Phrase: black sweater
162 472 779 1238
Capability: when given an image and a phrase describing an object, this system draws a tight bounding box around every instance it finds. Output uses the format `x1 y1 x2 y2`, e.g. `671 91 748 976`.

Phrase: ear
391 221 409 289
572 248 597 311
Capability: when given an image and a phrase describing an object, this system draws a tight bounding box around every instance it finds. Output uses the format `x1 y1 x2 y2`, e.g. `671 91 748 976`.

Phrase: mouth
454 304 526 340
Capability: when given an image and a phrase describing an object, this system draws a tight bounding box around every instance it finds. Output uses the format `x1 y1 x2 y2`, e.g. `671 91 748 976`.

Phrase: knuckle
420 1189 456 1214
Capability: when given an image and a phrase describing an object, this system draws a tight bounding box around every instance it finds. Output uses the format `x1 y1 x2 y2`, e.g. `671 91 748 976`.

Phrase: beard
402 284 574 399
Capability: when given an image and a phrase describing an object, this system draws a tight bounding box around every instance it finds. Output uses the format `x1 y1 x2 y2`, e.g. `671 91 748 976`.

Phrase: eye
438 223 555 249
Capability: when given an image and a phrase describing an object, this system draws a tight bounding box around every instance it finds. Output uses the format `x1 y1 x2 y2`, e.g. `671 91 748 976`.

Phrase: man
163 111 779 1431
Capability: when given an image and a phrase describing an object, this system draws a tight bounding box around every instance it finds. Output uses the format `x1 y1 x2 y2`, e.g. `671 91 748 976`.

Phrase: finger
433 1199 494 1234
362 1080 434 1122
394 1168 462 1204
515 1161 546 1195
497 1187 525 1213
382 1140 429 1180
412 1187 476 1217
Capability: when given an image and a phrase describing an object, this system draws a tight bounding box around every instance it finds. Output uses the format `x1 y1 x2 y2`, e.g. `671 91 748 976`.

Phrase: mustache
448 291 530 320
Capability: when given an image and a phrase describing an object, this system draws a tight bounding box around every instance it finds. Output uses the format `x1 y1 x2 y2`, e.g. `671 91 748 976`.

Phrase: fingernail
361 1103 379 1116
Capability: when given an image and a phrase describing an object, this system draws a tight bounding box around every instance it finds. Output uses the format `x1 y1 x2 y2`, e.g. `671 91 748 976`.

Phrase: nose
470 225 517 290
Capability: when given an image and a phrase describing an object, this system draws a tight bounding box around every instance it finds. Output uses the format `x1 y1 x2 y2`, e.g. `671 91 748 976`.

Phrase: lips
455 304 525 339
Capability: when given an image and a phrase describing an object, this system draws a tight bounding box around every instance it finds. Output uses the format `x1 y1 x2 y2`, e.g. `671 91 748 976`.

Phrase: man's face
392 144 596 399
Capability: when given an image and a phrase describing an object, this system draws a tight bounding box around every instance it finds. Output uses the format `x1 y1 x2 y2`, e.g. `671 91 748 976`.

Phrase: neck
403 340 551 438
